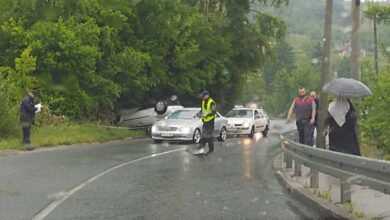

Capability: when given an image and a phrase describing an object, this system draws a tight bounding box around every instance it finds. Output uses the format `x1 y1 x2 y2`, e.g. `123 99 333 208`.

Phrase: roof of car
232 108 256 110
177 107 200 110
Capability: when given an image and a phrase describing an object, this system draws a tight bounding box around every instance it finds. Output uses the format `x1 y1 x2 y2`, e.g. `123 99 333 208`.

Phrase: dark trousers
296 120 314 146
22 126 31 145
199 121 214 154
310 122 317 146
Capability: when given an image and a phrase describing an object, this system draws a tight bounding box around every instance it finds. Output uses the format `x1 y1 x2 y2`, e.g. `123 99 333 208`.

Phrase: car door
254 110 266 131
258 111 267 131
253 110 261 132
213 113 222 136
260 109 270 125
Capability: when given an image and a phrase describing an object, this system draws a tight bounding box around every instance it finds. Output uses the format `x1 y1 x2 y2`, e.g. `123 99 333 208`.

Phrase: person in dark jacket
325 97 361 156
20 90 38 150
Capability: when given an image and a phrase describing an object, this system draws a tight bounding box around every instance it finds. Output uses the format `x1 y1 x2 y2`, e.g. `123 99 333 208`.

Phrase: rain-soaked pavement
0 120 323 220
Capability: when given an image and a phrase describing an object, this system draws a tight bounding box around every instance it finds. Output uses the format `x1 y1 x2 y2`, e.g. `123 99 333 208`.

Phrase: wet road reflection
0 120 322 219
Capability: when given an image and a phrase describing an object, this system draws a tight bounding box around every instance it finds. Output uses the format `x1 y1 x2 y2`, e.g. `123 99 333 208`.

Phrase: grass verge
0 124 143 150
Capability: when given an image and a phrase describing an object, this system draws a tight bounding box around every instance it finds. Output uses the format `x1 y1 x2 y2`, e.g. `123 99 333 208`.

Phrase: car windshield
168 110 198 119
225 110 253 118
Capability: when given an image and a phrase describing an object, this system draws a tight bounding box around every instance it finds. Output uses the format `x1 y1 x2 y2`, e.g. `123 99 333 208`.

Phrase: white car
151 108 228 143
118 98 183 129
226 107 270 137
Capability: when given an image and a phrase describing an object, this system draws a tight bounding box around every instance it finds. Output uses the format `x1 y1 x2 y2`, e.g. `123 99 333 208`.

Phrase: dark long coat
20 95 36 127
325 100 361 156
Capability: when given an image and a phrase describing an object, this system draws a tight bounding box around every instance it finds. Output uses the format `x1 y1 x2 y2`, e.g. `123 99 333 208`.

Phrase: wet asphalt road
0 120 322 220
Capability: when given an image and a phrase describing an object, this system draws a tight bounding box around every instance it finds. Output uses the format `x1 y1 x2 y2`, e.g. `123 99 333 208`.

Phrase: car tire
217 127 227 142
248 126 255 138
262 125 269 137
153 139 163 144
193 128 201 144
154 100 168 115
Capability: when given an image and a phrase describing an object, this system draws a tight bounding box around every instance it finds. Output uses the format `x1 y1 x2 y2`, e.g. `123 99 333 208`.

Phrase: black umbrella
322 78 372 98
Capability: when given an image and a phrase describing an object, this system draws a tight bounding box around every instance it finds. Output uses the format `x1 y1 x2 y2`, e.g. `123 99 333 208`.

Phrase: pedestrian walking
325 97 361 156
287 87 316 146
194 90 216 156
310 91 319 145
310 91 319 127
20 90 38 150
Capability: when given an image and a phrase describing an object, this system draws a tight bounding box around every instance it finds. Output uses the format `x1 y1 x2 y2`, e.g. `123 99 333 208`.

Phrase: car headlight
180 127 191 133
151 125 157 133
242 122 249 127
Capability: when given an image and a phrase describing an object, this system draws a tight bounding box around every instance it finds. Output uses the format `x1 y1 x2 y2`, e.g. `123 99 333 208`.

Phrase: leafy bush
0 77 20 139
34 105 69 127
0 46 37 139
358 60 390 158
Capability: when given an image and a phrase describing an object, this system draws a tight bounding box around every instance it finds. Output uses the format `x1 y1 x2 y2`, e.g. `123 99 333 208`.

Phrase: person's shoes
23 144 35 151
193 152 205 156
193 148 205 156
205 151 213 156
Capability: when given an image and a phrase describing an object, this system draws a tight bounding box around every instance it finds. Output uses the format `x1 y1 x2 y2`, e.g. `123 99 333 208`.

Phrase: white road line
32 148 185 220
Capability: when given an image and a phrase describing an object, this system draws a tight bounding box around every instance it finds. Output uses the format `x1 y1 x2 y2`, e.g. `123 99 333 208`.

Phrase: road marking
32 148 185 220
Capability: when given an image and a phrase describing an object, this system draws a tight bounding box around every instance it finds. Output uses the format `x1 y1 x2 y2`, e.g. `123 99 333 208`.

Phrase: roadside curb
274 165 368 220
0 135 147 157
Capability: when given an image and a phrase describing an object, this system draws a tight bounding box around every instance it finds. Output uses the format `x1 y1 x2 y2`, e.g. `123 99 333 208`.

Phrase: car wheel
262 125 269 137
153 139 163 144
154 100 168 115
217 127 227 142
248 126 255 138
193 129 201 144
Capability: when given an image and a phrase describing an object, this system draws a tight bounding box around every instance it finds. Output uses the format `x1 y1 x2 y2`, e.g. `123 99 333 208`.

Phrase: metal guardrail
280 130 390 204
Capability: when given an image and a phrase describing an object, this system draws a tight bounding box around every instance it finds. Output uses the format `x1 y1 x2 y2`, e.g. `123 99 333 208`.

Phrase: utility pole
317 0 333 149
373 15 379 75
351 0 361 80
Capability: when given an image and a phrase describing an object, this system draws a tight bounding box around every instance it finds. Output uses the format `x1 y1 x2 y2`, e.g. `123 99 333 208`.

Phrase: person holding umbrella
323 78 372 156
325 97 361 155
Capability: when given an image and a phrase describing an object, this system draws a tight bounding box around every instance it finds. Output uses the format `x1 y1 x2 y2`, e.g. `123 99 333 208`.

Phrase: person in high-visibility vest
194 90 216 156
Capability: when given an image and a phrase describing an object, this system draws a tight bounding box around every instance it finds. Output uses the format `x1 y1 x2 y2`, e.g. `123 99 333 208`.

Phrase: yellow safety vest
202 98 216 122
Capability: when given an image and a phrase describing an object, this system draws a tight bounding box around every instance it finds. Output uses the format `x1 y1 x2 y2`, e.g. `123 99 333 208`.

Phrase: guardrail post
285 154 292 168
294 160 302 176
310 169 319 188
340 179 351 204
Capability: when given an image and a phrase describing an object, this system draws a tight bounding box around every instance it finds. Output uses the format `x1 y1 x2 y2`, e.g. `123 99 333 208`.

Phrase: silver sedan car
151 108 228 144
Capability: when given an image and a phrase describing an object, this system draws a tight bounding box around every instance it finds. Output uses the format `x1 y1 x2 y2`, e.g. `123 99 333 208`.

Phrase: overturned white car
118 100 183 129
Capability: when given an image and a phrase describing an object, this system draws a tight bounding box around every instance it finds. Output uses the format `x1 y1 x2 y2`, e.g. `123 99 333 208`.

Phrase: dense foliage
0 0 287 139
359 57 390 158
1 0 390 159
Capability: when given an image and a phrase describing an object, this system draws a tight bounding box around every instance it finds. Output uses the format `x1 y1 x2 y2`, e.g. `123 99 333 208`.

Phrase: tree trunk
351 0 362 150
317 0 333 149
351 0 361 80
374 16 379 75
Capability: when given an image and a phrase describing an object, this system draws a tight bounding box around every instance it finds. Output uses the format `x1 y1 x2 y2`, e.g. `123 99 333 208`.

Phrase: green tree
364 3 390 75
0 46 37 139
263 41 296 94
359 60 390 158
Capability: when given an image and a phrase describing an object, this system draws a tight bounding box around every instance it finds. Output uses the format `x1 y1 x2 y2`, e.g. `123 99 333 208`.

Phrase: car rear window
226 110 253 118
